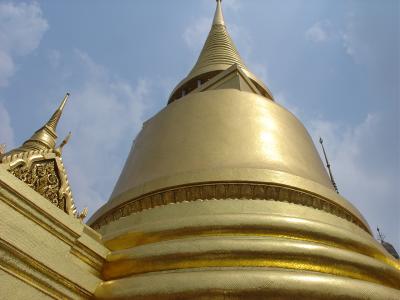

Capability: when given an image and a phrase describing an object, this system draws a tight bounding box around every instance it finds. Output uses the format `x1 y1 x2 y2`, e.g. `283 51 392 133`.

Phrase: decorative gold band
95 269 400 300
91 182 369 233
103 251 400 289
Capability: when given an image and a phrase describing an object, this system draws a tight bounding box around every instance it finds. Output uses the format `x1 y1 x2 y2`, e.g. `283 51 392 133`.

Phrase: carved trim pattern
91 182 369 233
2 148 77 216
9 159 66 212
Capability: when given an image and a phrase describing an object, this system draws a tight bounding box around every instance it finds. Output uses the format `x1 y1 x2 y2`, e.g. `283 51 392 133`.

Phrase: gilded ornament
163 190 175 204
10 159 65 211
0 94 83 218
90 182 370 232
215 184 226 198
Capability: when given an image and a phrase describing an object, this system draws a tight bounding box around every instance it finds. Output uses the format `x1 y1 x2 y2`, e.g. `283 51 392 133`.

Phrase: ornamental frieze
9 159 66 212
91 182 368 233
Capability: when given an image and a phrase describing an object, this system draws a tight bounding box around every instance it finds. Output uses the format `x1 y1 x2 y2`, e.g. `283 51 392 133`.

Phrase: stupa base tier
95 268 400 300
95 199 400 299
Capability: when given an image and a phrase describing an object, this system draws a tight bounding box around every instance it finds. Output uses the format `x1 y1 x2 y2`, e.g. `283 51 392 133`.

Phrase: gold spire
188 1 246 79
169 0 273 103
213 0 224 26
12 93 69 154
46 92 69 132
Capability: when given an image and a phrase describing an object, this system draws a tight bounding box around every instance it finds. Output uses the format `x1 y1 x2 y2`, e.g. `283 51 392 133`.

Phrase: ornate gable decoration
4 149 76 214
0 94 85 219
11 159 64 210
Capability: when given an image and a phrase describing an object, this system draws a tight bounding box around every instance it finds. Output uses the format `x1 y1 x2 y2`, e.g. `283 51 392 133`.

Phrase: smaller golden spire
54 131 72 157
46 92 69 132
17 93 69 153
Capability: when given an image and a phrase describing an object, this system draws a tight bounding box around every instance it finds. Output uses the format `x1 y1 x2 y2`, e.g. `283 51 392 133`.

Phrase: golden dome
90 87 368 228
89 1 366 229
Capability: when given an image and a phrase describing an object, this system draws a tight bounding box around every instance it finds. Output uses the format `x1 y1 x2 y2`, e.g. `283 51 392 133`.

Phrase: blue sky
0 0 398 250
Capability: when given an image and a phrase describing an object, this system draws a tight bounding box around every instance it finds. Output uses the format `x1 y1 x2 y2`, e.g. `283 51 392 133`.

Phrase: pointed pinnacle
213 0 225 25
59 131 72 150
46 92 70 132
59 92 69 111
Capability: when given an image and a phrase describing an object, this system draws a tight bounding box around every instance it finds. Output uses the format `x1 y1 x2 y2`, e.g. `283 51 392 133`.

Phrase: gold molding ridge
0 237 92 298
103 256 398 289
0 184 78 246
70 246 104 273
0 263 62 300
0 179 105 269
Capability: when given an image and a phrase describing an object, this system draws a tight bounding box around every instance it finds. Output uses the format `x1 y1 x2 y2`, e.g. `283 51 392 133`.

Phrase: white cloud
341 17 371 64
308 114 400 249
305 17 367 61
342 32 355 57
48 49 61 68
60 50 150 215
0 2 48 86
306 17 375 65
305 20 333 43
183 17 211 50
0 51 14 86
0 101 14 150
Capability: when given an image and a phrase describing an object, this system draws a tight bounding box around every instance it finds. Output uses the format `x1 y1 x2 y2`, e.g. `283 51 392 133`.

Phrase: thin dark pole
319 137 339 193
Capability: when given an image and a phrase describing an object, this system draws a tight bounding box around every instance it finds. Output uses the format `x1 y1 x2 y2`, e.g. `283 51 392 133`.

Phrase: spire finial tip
59 92 70 110
213 0 224 25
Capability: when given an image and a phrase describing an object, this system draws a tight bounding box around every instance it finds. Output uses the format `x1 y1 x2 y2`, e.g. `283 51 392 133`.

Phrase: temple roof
0 93 80 217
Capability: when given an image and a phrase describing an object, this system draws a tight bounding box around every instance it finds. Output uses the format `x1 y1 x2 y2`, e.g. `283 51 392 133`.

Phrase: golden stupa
88 1 400 299
0 1 399 299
